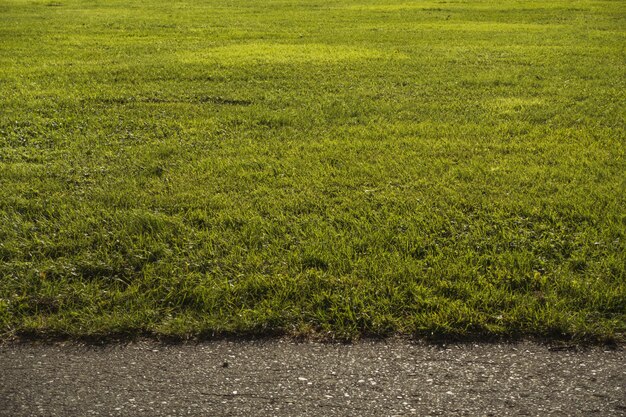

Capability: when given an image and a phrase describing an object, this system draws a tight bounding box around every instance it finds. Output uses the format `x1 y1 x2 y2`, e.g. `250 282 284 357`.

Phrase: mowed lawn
0 0 624 341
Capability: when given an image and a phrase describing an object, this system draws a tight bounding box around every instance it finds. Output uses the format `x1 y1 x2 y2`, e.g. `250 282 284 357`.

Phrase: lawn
0 0 624 341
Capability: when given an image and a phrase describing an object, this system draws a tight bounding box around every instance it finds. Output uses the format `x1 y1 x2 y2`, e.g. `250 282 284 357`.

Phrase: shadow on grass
4 328 622 350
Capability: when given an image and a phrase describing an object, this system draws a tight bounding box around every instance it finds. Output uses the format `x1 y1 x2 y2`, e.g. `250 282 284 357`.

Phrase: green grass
1 0 624 342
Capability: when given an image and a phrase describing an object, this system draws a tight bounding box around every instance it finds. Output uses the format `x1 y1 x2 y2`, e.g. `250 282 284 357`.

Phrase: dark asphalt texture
1 340 624 416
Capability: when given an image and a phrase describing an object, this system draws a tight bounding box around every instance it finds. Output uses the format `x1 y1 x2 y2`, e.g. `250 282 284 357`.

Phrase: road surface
1 340 624 416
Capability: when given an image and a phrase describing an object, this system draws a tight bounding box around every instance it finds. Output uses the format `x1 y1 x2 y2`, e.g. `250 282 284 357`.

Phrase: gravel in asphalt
1 340 624 416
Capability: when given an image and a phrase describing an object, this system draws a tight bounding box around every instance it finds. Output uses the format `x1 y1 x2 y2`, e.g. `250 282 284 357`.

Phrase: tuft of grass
1 0 624 342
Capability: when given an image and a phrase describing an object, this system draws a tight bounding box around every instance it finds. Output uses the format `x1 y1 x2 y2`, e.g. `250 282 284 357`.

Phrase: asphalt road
1 340 624 416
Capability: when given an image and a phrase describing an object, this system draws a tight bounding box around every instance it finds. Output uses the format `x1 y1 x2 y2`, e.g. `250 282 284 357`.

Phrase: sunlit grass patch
486 97 546 117
178 42 394 65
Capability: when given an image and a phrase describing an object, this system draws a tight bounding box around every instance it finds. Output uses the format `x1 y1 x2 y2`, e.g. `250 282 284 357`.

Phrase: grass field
1 0 624 342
